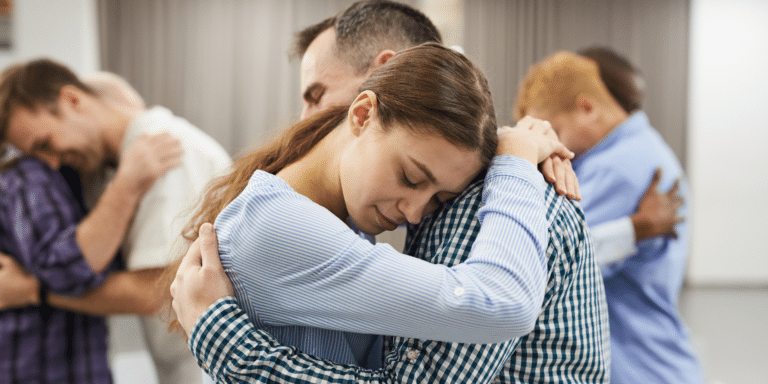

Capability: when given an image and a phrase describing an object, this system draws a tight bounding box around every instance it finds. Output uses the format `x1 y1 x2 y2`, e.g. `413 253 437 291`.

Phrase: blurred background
1 0 765 383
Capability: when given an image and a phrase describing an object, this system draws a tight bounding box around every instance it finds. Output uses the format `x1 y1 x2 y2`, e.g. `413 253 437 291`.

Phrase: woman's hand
497 116 580 199
540 155 581 200
170 223 234 337
497 116 574 163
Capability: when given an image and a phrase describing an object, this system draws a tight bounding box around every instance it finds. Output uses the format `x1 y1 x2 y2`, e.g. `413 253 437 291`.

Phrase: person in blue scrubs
515 50 703 384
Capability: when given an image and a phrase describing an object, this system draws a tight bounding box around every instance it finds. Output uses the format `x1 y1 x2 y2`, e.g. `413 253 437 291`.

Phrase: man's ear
58 85 88 113
348 90 378 136
575 94 599 124
372 49 396 70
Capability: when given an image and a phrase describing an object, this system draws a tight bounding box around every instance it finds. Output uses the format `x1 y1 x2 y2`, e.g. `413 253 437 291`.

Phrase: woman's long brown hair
165 43 497 329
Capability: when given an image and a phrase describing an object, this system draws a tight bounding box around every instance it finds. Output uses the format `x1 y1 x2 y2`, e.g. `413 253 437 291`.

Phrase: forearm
76 175 143 272
48 267 165 316
231 156 546 344
194 298 391 384
193 298 516 384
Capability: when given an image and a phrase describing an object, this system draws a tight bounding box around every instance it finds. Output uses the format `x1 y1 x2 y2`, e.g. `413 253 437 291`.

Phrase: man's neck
102 105 144 162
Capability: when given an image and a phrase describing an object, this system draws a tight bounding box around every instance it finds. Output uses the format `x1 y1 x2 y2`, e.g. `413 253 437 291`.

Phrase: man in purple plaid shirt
0 61 182 383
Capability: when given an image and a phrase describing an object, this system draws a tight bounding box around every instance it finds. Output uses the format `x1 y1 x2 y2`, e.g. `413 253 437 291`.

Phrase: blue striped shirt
190 170 610 383
213 155 547 367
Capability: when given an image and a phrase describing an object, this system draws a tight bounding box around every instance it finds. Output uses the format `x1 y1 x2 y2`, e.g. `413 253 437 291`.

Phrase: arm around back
218 156 546 344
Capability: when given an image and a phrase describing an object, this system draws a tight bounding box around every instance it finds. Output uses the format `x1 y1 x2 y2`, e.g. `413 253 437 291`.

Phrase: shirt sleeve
219 155 547 345
191 297 520 384
590 216 638 266
0 163 107 297
121 117 232 271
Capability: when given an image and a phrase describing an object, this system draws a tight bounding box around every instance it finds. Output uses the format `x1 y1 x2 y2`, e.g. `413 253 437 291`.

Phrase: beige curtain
464 0 690 167
98 0 369 157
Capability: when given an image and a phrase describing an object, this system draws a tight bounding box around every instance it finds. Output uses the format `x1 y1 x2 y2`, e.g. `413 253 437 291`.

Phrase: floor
109 286 768 384
678 286 768 384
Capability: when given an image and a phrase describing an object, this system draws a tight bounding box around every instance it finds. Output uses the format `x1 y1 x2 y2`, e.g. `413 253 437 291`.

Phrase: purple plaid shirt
0 157 114 384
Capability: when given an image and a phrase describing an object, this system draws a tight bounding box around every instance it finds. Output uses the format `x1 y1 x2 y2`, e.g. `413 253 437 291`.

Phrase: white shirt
118 106 232 269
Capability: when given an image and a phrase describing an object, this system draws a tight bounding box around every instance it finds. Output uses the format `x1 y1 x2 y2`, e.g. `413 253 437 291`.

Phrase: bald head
83 71 146 110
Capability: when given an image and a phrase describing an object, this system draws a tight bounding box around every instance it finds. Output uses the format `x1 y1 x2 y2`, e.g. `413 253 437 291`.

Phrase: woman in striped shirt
170 43 574 373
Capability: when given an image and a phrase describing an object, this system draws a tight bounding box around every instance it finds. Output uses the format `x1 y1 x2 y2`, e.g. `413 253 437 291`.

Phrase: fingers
179 238 203 271
668 178 681 196
647 168 662 192
0 252 11 267
572 170 581 201
540 157 556 183
198 223 222 269
553 142 575 160
552 156 567 196
564 158 581 200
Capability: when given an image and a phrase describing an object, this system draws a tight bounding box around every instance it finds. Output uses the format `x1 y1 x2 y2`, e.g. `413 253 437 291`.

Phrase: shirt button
201 362 209 371
454 286 465 297
406 350 418 360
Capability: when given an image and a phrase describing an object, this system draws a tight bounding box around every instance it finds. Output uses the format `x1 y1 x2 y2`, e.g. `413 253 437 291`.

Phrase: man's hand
0 253 41 309
170 223 234 337
114 133 184 196
632 168 684 241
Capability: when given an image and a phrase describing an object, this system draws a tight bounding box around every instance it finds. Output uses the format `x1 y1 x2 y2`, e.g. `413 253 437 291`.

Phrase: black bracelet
38 284 47 308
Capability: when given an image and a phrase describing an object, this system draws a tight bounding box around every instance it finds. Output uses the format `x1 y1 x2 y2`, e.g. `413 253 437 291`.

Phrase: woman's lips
375 207 398 231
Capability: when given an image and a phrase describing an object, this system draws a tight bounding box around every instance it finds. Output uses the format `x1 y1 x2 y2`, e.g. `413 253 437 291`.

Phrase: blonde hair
514 51 614 120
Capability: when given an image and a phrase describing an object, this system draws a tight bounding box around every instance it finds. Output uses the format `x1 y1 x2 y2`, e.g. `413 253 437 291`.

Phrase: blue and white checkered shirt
190 178 610 383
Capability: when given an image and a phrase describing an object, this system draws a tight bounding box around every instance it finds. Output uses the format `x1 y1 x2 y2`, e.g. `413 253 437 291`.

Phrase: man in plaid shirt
174 1 609 382
185 176 610 383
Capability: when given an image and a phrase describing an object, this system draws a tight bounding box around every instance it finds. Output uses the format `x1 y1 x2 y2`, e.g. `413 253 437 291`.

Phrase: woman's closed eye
401 171 418 189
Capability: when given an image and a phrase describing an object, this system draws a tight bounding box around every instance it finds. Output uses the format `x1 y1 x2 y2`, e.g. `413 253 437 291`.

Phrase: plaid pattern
191 181 609 383
0 157 114 384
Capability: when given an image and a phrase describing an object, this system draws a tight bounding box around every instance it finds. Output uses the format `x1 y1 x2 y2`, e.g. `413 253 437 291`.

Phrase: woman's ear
348 90 378 136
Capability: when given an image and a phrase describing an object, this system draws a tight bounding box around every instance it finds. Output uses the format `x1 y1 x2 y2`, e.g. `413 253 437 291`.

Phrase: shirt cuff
189 296 251 378
590 216 638 266
486 155 546 196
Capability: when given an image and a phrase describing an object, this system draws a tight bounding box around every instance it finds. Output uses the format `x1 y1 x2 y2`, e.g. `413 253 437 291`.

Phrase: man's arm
188 298 519 384
76 133 183 272
0 253 165 316
590 168 683 266
48 268 166 316
172 225 518 384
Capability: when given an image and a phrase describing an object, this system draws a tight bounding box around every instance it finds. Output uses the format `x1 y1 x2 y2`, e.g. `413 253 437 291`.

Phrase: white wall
0 0 99 75
687 0 768 285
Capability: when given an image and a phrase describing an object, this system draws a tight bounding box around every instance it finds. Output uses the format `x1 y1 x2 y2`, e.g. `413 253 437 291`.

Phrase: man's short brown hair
291 0 442 75
0 58 95 146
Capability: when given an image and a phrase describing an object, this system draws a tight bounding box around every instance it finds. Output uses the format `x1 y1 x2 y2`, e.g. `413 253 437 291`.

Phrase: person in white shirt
0 59 232 384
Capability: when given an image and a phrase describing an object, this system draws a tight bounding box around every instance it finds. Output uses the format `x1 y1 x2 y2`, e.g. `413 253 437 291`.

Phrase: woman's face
340 121 484 235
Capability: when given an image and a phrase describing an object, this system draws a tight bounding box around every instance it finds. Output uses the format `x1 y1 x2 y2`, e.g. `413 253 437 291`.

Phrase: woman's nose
399 194 431 225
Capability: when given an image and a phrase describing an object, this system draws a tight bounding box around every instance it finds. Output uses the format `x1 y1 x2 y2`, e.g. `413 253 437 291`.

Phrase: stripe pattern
191 164 609 383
